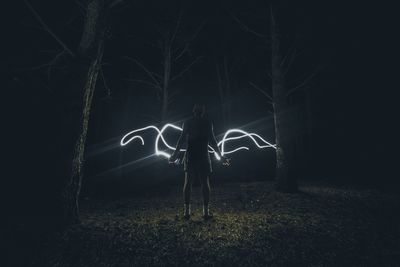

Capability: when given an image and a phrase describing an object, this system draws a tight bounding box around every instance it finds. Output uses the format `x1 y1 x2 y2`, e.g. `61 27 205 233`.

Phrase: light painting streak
120 123 276 161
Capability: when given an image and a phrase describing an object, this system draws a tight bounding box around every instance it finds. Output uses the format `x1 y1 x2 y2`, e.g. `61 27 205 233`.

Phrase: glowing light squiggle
120 123 276 160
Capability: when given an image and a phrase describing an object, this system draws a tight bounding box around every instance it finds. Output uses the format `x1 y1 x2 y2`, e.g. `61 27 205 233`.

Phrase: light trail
120 123 276 161
219 129 276 156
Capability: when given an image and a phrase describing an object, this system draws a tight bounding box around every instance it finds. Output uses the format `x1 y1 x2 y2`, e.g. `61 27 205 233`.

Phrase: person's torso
185 116 211 161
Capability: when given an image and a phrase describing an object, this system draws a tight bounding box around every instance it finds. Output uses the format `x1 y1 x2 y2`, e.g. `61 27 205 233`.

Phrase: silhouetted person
169 104 229 220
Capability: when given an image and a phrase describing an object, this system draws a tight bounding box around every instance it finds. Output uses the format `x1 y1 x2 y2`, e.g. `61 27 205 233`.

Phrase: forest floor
13 181 400 266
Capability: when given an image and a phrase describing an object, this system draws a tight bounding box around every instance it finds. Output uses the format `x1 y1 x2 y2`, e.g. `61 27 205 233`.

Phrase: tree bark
270 5 298 192
60 0 106 225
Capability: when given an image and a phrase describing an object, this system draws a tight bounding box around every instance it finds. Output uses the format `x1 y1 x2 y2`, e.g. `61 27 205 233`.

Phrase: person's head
192 104 206 117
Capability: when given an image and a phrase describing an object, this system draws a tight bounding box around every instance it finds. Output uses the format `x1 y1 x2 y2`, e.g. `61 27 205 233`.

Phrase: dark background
4 0 399 217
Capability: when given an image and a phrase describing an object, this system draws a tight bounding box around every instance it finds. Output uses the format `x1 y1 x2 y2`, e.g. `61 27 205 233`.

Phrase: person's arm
209 123 222 158
169 123 186 162
209 122 230 165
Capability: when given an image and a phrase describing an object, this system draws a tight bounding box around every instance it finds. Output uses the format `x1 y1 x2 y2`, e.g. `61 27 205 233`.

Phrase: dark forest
3 0 400 266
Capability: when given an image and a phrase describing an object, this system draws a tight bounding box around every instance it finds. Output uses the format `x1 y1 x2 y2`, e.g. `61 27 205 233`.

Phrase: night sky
5 0 399 209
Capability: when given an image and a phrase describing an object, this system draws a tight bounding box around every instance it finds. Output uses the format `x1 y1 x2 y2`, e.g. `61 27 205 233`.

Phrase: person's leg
200 173 212 218
183 171 194 218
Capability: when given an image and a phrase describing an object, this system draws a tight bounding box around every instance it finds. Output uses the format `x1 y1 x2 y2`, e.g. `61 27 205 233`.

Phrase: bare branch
266 70 272 79
74 0 86 16
174 44 189 61
152 72 163 80
46 50 66 80
18 62 53 72
223 55 231 90
189 20 207 42
100 66 111 97
25 0 75 57
171 56 203 81
283 49 297 76
19 21 46 31
151 21 165 37
283 49 305 76
123 79 160 89
249 82 273 102
168 90 180 103
281 45 295 66
170 10 183 44
286 66 321 97
108 0 126 8
228 10 266 38
65 12 81 26
19 50 65 75
173 20 206 61
215 61 223 99
126 34 160 49
141 114 159 121
228 56 243 75
125 56 162 89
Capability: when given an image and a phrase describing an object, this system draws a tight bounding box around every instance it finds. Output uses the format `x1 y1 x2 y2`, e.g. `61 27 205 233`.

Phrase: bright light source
120 123 276 161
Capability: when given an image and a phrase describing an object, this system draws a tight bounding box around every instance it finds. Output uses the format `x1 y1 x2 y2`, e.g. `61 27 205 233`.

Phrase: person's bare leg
183 172 193 218
201 174 212 218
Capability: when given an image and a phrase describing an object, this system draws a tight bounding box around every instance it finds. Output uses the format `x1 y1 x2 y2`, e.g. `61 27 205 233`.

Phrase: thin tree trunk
305 90 313 169
216 56 232 128
223 55 232 123
161 42 171 122
270 5 297 192
61 0 106 225
216 61 227 127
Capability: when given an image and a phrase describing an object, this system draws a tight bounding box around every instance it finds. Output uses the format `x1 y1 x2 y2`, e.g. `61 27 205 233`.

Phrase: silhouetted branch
75 0 86 15
170 10 183 44
283 49 305 76
281 46 295 66
19 49 66 77
125 56 162 89
108 0 126 8
228 10 266 38
168 90 180 103
249 82 273 103
151 72 163 80
174 44 189 61
173 20 206 61
228 56 242 75
283 50 297 76
123 79 160 89
189 20 207 42
266 70 272 79
46 50 66 79
286 66 321 97
19 21 46 31
171 55 203 81
100 66 111 97
25 0 76 57
126 34 160 49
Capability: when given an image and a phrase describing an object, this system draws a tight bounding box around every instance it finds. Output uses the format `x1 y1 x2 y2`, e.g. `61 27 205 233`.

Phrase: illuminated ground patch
34 182 400 266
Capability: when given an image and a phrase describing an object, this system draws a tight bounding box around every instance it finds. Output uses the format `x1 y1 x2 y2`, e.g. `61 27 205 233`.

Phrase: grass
22 182 400 266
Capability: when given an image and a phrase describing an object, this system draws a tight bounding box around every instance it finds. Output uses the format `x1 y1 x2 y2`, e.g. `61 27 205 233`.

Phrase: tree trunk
161 42 171 122
304 89 313 175
216 55 232 128
223 55 232 123
270 5 298 192
216 61 227 127
60 0 106 225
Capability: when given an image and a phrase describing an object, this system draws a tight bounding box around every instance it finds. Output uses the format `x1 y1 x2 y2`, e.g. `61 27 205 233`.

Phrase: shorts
183 153 212 175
